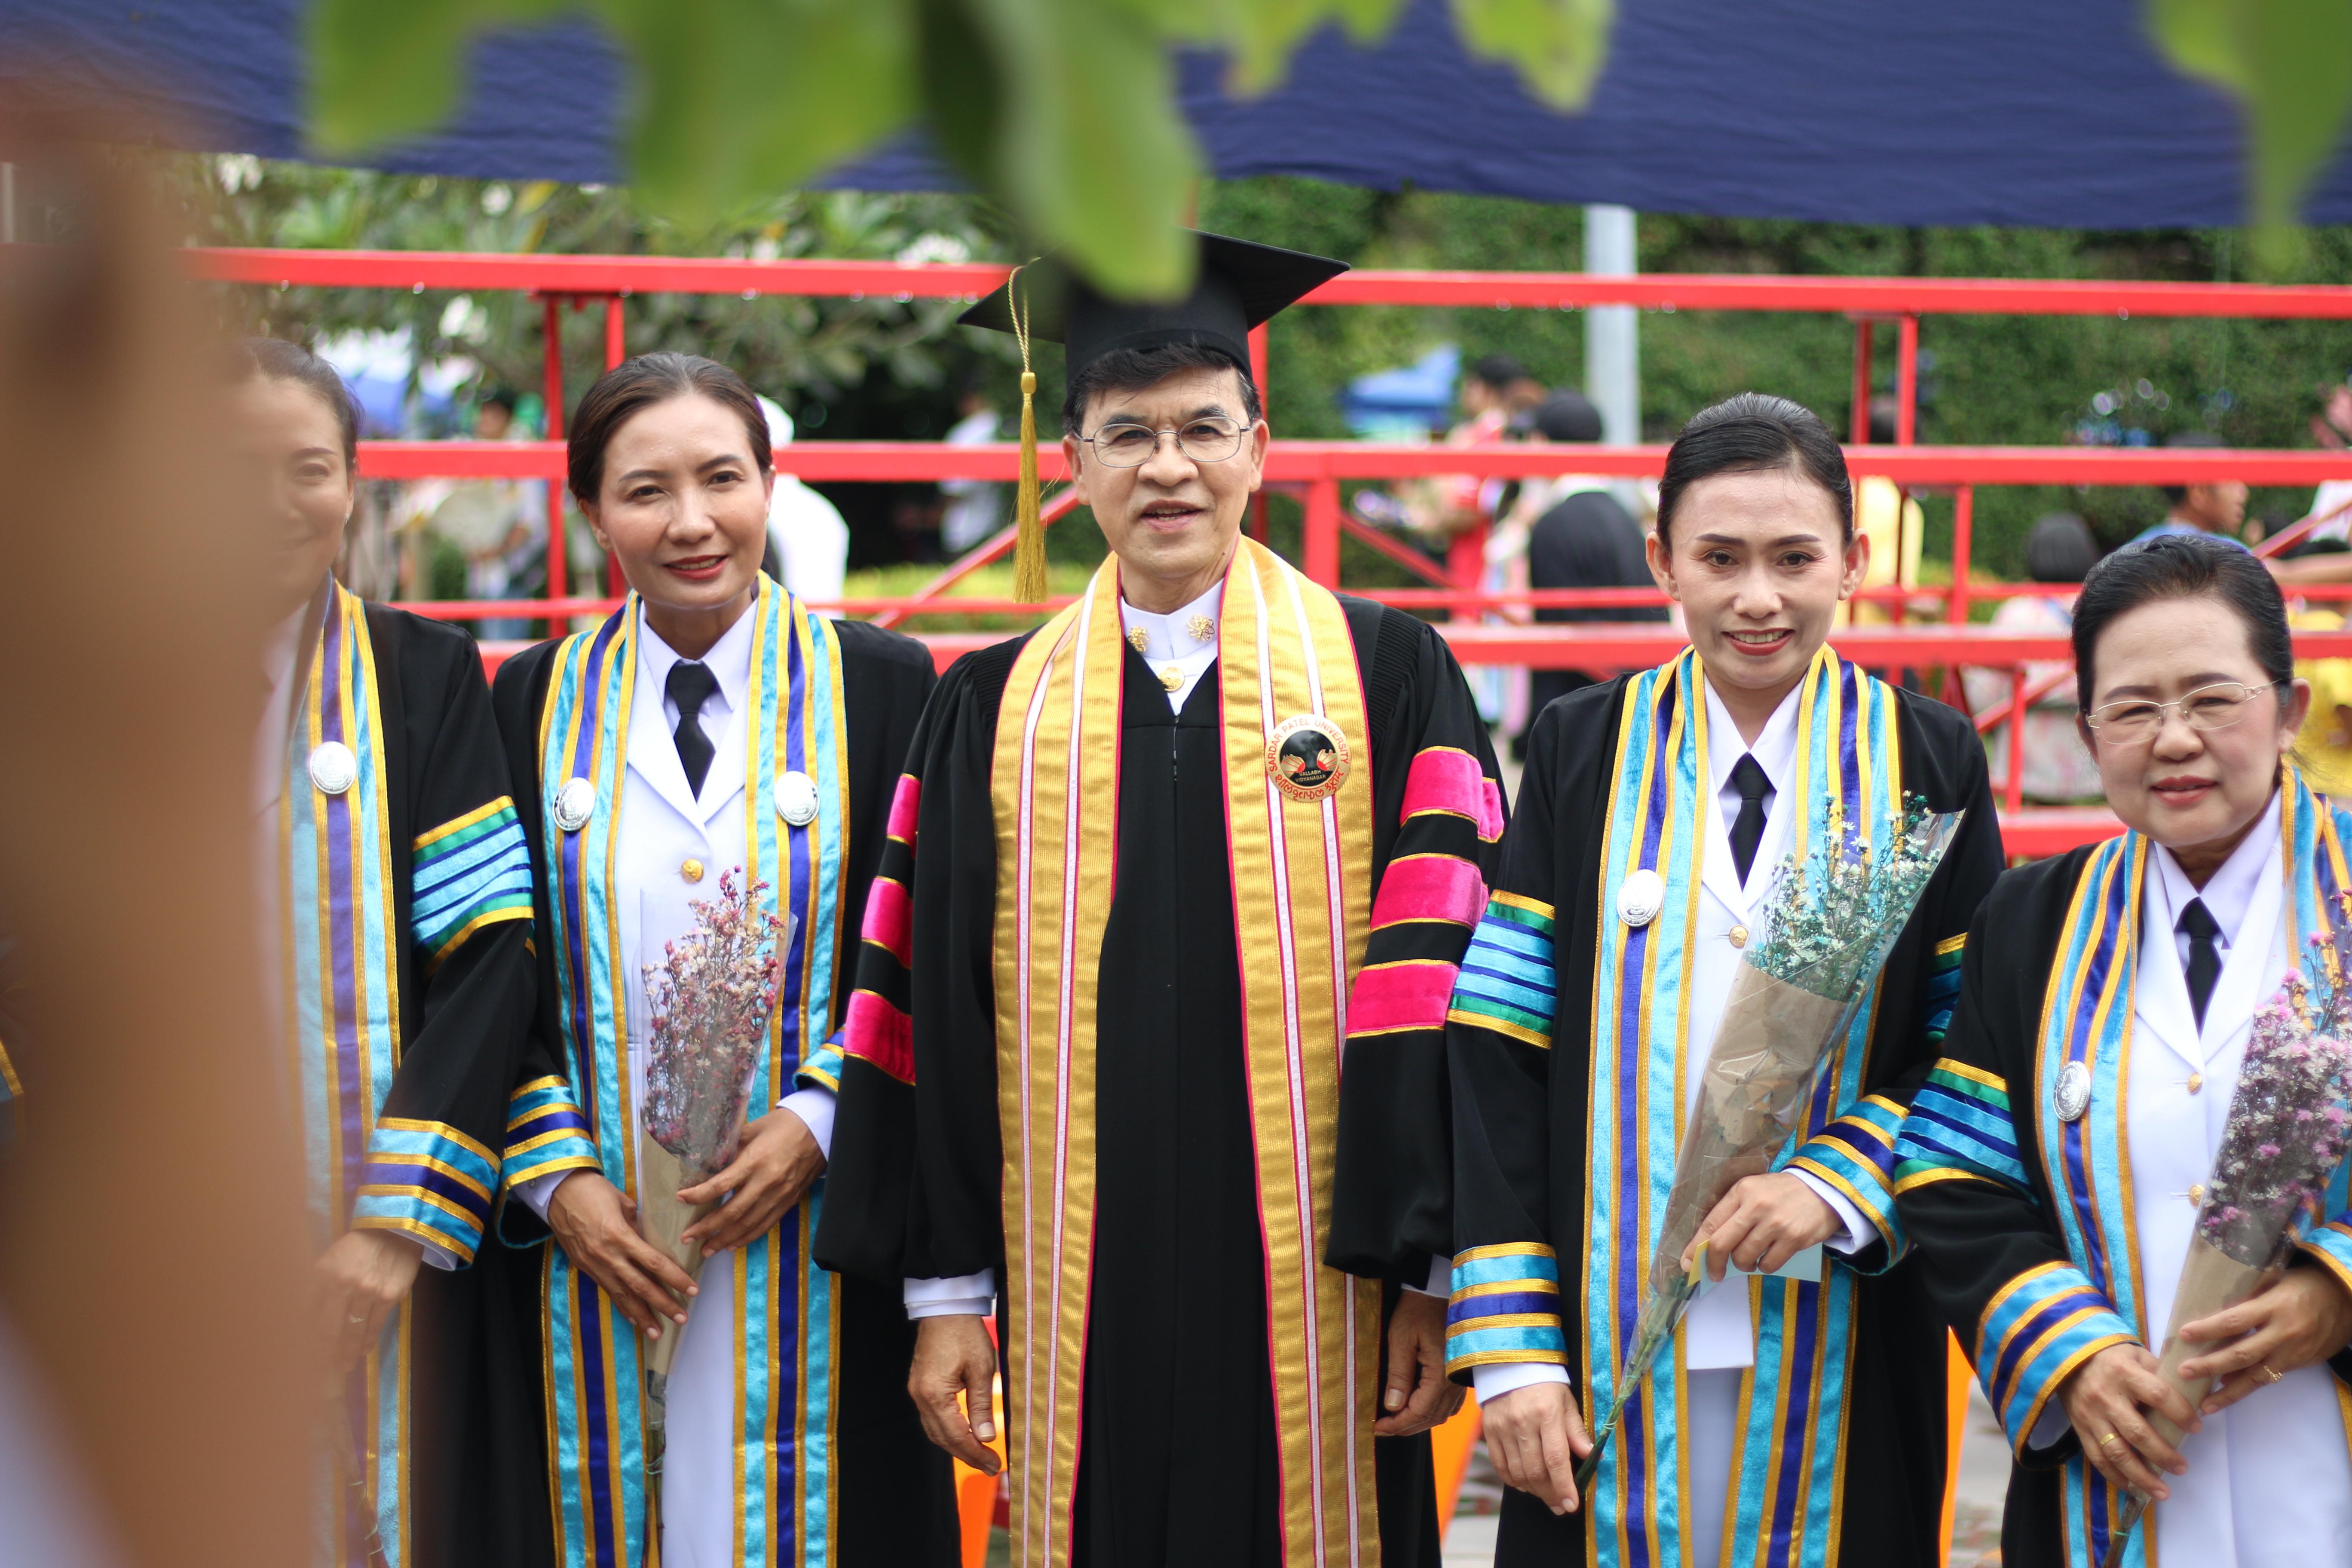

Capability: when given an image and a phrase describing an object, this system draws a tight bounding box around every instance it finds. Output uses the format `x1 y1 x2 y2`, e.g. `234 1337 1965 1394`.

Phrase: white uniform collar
2148 788 2283 954
1119 581 1223 712
637 600 756 728
1702 673 1804 806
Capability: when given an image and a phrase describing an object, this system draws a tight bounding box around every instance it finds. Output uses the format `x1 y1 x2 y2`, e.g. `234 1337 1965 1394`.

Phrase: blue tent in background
7 0 2352 230
1341 345 1460 438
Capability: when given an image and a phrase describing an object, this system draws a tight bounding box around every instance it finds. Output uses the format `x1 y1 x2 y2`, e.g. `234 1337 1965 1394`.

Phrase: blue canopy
10 0 2350 228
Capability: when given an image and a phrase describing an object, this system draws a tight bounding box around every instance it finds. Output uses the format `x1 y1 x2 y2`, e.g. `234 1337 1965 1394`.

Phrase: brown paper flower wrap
2101 964 2352 1568
1575 802 1965 1492
634 870 790 1465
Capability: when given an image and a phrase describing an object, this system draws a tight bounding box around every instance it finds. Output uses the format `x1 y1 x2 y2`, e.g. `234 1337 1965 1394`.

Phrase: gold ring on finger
2262 1363 2285 1385
2097 1431 2123 1448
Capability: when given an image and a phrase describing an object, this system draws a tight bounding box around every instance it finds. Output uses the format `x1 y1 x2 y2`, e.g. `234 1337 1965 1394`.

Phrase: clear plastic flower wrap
1575 799 1965 1491
634 870 790 1458
2103 926 2352 1568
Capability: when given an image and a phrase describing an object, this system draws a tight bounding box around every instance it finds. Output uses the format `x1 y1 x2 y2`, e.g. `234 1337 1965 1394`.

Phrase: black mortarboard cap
957 230 1347 380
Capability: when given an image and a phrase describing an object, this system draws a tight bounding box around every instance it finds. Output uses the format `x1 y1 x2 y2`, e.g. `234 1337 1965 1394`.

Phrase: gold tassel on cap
1007 267 1047 603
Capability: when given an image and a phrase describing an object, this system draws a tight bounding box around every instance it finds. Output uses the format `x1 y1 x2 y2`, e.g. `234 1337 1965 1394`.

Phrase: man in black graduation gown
816 233 1507 1568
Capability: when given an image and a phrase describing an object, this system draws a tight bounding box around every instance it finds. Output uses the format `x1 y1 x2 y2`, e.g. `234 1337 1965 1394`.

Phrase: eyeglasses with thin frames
1079 416 1255 468
2081 680 2285 744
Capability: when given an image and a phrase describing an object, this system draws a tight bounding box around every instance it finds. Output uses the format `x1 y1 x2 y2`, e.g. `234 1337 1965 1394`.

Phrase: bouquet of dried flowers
1575 798 1964 1491
2104 927 2352 1567
635 870 789 1451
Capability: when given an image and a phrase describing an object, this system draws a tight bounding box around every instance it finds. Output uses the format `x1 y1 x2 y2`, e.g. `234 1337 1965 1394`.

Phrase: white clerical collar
1120 581 1223 711
638 599 756 725
2149 787 2283 952
1701 673 1804 803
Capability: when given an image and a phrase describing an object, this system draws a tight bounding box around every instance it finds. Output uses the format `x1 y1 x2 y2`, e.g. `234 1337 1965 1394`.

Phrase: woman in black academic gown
1896 535 2352 1568
233 338 549 1568
490 353 954 1568
1438 394 2004 1568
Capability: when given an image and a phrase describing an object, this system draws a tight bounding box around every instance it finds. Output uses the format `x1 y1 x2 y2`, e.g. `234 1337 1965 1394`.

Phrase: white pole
1583 204 1638 448
3 164 15 245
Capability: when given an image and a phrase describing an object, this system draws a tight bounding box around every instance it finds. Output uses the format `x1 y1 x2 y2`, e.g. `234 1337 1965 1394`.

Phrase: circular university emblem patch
1265 714 1351 803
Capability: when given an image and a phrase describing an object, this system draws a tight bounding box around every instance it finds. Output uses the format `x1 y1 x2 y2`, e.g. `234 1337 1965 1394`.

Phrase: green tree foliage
188 157 2352 582
1202 178 2352 580
2152 0 2352 242
303 0 1612 299
177 156 1024 422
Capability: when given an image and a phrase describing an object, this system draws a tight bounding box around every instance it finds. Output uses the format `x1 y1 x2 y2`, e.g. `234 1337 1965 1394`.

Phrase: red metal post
1896 314 1919 445
2006 664 2027 814
1947 484 1972 625
1304 475 1341 586
541 295 568 605
604 296 625 369
1851 320 1874 445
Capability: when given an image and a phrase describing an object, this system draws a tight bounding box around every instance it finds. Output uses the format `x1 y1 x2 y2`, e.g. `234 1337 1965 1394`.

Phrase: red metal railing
194 245 2352 854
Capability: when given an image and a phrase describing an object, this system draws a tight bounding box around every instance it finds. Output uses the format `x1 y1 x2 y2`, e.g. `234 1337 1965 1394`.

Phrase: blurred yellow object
2292 606 2352 796
1841 475 1924 627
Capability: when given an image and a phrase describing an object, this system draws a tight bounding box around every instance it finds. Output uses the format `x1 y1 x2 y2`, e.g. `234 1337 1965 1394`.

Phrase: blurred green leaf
307 0 568 153
2150 0 2352 235
306 0 1617 291
600 0 916 224
1451 0 1614 108
959 0 1199 297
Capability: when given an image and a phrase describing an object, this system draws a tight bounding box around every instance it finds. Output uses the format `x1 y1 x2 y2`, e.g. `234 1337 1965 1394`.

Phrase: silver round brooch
551 776 597 834
307 741 358 797
1617 868 1665 928
2054 1061 2092 1123
775 770 820 828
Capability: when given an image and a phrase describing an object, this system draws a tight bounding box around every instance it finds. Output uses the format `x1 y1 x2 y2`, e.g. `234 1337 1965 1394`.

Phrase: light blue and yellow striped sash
534 576 851 1568
2027 768 2352 1568
1582 645 1903 1568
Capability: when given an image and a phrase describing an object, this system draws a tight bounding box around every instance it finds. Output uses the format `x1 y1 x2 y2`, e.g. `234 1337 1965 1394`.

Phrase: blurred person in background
421 387 544 637
1500 389 1663 760
1403 351 1528 590
493 354 953 1567
2295 373 2352 545
2132 429 2251 549
232 337 548 1567
1962 511 2107 802
758 395 850 604
1839 395 1926 627
938 375 1003 557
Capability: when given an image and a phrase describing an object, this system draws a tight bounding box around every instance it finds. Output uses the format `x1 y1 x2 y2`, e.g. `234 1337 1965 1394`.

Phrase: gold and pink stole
991 536 1382 1568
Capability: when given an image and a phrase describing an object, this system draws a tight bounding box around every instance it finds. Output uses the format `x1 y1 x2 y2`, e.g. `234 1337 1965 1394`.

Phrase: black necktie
1728 754 1772 885
667 661 720 798
2180 897 2221 1029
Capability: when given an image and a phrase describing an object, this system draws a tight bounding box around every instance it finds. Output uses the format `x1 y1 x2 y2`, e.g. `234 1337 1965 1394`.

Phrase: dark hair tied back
227 336 361 469
567 352 773 504
1655 392 1853 544
2069 533 2292 710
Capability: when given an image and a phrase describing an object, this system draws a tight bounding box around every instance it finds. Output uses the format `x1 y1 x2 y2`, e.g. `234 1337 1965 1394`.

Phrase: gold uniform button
1159 665 1184 692
2186 1072 2203 1094
681 858 705 884
2188 1182 2206 1207
1728 925 1750 949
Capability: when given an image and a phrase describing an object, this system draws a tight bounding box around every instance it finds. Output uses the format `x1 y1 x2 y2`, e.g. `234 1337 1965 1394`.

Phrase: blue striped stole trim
796 1034 848 1093
502 1076 600 1189
1975 1262 2137 1451
1921 931 1965 1044
1788 1093 1908 1252
2303 1222 2352 1296
1894 1059 2030 1194
1446 892 1557 1049
412 796 534 967
352 1118 498 1262
1446 1244 1568 1375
